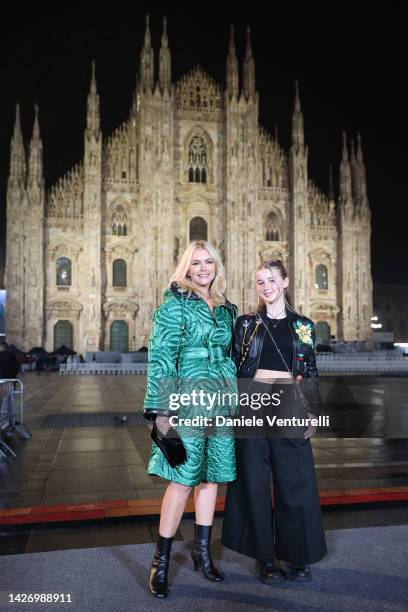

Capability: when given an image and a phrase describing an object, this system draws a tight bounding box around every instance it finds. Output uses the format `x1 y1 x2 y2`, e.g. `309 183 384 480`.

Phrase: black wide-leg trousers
222 435 328 564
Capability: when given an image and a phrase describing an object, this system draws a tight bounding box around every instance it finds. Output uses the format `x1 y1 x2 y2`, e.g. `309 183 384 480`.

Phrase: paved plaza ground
1 372 408 508
1 372 408 555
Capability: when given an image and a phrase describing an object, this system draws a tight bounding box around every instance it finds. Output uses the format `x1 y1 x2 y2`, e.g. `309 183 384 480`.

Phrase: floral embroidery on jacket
294 320 313 346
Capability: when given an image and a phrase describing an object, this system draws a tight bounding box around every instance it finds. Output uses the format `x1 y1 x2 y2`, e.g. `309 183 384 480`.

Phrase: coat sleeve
143 297 183 420
302 323 322 417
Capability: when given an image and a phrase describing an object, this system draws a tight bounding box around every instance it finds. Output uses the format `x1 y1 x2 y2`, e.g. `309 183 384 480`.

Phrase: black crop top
257 317 293 372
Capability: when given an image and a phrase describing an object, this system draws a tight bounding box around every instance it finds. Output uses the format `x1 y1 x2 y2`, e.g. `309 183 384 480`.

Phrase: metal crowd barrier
0 379 31 459
317 354 408 373
59 363 148 376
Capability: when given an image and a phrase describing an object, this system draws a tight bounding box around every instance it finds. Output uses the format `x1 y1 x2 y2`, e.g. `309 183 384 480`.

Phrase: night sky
0 3 406 285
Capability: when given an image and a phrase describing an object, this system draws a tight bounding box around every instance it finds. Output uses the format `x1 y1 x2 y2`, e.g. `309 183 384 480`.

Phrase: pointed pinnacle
90 60 97 94
342 131 348 161
294 81 301 112
144 14 151 45
245 26 252 56
161 17 168 46
357 132 364 162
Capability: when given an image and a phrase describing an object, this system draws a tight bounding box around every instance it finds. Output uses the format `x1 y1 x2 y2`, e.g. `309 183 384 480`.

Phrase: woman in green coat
144 240 237 598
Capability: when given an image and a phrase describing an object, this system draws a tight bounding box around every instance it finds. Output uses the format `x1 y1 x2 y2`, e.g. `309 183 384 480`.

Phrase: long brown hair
256 259 294 312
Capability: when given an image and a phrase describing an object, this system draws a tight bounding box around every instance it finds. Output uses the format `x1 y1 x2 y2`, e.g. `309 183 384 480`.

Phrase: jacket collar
169 281 200 300
168 282 237 316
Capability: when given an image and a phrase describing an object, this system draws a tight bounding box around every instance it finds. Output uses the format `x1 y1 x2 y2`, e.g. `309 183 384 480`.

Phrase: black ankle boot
191 524 224 581
287 562 312 582
149 535 173 597
255 560 286 584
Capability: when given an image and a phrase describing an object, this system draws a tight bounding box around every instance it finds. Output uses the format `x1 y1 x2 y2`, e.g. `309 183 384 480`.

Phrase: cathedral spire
86 61 100 136
350 138 359 201
90 59 97 95
357 133 363 161
140 14 154 93
291 81 304 147
159 17 171 94
32 104 40 138
355 133 368 202
9 103 26 185
28 104 43 185
350 138 356 164
243 26 255 101
329 164 335 200
339 131 352 200
13 103 23 143
226 25 239 101
342 130 348 161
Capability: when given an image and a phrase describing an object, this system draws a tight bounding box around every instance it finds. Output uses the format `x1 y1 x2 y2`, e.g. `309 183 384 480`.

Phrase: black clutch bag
151 423 187 468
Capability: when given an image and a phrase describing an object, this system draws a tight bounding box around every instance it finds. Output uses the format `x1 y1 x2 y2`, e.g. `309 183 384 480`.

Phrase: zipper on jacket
199 297 219 326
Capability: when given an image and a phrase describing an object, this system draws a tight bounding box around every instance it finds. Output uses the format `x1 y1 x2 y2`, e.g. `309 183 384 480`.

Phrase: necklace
266 307 286 320
267 317 283 330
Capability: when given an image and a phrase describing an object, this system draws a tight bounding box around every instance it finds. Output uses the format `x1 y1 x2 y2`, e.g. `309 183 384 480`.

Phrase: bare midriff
254 368 292 384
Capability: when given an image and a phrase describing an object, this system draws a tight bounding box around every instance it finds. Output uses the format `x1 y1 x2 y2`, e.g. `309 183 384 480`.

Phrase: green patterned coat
144 283 238 486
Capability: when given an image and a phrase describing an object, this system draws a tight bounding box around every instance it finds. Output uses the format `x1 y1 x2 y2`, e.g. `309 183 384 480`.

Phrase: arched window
315 321 330 344
188 135 207 183
113 259 127 287
54 320 73 350
315 264 328 290
111 204 128 236
265 212 280 241
56 257 72 286
189 217 208 241
110 320 129 352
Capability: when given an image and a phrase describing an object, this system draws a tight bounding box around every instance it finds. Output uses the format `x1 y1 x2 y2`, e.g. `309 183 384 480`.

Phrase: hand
304 412 317 439
156 416 171 435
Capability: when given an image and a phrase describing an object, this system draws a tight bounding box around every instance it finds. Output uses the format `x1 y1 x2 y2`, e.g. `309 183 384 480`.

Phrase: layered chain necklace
266 308 286 329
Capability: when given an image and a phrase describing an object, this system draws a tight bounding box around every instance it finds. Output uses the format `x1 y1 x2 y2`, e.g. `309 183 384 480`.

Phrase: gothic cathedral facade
5 18 373 354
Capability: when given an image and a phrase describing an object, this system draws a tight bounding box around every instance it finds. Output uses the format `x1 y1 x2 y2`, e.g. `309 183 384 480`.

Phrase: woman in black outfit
221 259 327 583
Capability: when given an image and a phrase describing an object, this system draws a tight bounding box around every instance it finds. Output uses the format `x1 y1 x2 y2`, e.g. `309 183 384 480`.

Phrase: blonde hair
256 259 294 312
169 240 226 306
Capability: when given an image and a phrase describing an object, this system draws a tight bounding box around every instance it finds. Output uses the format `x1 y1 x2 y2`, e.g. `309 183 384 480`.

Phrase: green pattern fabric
144 287 238 485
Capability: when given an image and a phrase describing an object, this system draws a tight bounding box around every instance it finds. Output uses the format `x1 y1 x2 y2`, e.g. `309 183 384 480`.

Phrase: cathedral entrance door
54 320 73 350
315 321 331 345
110 320 129 352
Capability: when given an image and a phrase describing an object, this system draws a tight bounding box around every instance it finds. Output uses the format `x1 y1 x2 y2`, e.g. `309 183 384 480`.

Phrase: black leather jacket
233 306 322 417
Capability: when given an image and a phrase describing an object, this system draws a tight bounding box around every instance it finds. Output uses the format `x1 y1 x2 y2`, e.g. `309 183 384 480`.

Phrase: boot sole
287 574 312 582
